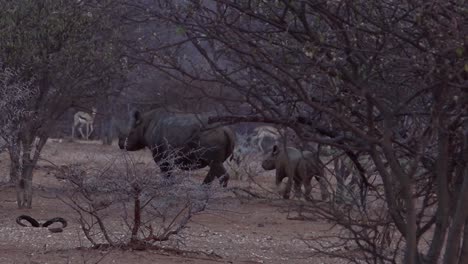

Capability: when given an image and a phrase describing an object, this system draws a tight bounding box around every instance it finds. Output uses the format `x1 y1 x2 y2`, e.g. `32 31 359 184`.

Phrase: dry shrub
59 151 213 250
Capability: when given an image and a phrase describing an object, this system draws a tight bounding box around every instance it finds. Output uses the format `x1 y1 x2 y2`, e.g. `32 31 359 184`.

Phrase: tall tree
128 0 468 263
0 0 128 208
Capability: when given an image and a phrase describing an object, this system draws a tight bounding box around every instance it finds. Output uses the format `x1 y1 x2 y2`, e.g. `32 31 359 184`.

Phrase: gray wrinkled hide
262 146 329 201
118 109 236 187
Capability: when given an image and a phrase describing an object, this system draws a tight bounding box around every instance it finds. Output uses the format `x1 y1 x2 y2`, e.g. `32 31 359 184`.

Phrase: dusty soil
0 140 346 264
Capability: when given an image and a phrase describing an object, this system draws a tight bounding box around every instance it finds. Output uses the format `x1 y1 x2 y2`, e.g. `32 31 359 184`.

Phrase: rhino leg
293 179 302 200
203 162 229 187
282 177 293 199
315 174 329 201
297 164 313 201
218 166 230 187
303 179 313 201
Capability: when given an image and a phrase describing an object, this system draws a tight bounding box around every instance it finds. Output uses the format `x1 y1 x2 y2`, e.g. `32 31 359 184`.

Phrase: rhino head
118 110 146 151
261 145 280 171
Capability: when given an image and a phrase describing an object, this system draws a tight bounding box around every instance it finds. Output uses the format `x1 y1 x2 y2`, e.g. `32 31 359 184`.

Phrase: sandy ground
0 140 347 264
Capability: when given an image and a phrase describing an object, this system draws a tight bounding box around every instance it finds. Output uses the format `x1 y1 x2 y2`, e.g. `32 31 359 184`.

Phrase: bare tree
0 0 129 208
59 150 211 251
121 0 467 263
0 64 38 190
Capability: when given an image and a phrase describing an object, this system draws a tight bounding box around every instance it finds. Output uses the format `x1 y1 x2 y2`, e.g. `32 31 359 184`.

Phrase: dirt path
0 141 342 264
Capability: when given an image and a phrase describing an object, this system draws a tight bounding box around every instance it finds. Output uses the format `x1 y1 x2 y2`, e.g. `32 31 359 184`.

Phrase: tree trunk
459 215 468 263
447 127 468 264
378 112 418 264
14 135 47 209
8 149 20 185
16 163 34 208
334 158 347 204
101 116 114 145
100 96 115 146
130 187 142 243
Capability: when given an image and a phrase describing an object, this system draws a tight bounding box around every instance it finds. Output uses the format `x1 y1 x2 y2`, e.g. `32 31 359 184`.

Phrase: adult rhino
118 109 236 187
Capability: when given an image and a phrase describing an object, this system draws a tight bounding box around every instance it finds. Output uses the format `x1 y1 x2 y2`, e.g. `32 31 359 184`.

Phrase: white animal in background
250 126 281 154
72 107 97 140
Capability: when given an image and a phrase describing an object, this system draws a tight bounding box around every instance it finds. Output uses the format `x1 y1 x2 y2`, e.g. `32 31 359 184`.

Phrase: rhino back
143 111 208 149
284 147 303 161
145 115 203 147
140 110 234 162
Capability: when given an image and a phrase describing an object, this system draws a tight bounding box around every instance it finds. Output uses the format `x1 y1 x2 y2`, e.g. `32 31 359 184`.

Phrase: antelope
72 107 97 140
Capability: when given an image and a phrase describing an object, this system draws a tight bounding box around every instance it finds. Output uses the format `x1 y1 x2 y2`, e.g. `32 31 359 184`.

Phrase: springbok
72 107 97 140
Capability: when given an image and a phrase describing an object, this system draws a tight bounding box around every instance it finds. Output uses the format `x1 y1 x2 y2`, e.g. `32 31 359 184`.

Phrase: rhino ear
272 145 279 156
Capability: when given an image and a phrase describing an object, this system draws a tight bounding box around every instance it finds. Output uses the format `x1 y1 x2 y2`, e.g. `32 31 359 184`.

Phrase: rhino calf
262 145 329 201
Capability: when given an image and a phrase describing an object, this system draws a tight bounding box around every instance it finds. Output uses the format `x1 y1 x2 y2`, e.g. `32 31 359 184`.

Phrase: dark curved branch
42 217 68 229
16 215 68 233
16 215 40 227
